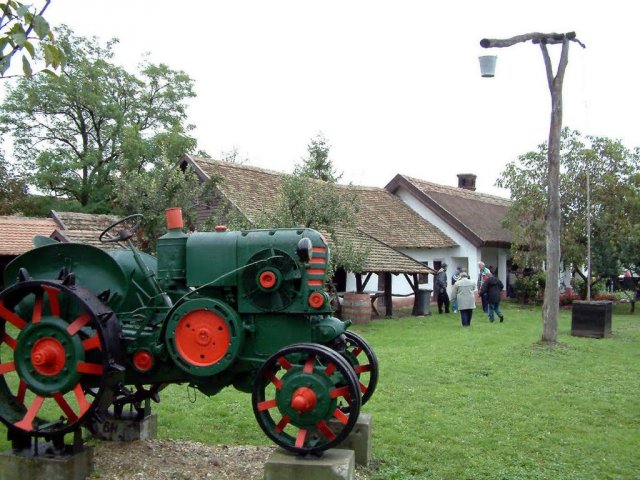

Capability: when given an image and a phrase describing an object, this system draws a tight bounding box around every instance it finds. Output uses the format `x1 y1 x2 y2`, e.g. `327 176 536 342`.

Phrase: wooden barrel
342 292 371 324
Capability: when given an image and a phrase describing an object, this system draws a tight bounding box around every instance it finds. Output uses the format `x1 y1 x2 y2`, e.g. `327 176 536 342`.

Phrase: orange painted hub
175 310 231 367
290 387 317 413
31 337 66 376
259 271 277 289
133 350 154 372
308 292 325 309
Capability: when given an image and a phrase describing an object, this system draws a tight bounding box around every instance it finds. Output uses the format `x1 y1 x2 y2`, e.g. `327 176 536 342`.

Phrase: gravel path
88 440 370 480
89 440 274 480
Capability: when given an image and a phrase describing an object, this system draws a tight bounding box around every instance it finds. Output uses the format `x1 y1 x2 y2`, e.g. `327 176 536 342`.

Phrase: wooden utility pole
480 32 585 343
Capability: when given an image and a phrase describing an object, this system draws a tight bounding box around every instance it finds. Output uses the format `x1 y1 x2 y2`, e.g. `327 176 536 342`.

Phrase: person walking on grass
435 263 450 314
477 261 491 313
451 271 476 327
451 266 462 313
481 267 504 323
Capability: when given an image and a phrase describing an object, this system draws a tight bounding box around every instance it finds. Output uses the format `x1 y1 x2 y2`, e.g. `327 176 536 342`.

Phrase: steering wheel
99 214 144 243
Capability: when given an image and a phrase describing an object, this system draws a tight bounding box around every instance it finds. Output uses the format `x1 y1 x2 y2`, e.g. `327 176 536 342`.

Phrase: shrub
514 272 545 304
559 293 581 305
614 290 636 303
593 294 616 301
571 276 605 299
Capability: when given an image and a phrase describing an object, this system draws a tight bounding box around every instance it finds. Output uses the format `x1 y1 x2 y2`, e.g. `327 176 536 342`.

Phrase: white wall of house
395 187 510 293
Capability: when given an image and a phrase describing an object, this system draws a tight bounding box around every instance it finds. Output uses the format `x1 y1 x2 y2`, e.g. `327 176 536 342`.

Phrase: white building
385 173 513 295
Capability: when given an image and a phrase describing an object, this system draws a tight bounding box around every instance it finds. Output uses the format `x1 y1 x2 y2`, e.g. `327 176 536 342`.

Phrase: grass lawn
2 302 638 479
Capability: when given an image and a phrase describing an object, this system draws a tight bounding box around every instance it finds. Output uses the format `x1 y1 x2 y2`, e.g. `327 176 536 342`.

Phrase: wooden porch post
384 272 393 317
410 273 420 315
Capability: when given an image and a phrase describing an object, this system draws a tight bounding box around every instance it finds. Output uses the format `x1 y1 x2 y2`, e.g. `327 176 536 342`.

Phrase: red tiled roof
386 174 513 246
183 156 455 273
186 156 456 250
0 217 57 255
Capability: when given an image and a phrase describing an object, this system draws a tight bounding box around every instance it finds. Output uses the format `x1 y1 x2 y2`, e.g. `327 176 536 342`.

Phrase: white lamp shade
479 55 497 77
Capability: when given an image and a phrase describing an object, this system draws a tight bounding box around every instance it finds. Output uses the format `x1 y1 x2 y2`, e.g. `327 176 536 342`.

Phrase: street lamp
479 32 585 343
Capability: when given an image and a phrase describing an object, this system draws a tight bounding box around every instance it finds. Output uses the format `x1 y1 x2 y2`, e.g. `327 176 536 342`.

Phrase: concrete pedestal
329 413 372 466
87 411 157 441
0 446 93 480
264 448 354 480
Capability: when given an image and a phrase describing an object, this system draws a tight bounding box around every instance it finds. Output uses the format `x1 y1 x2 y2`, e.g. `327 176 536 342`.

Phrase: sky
14 1 640 196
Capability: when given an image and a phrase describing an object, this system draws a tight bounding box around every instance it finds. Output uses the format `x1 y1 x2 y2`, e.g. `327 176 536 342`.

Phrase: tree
255 135 367 275
0 0 64 77
0 150 26 214
481 32 585 343
0 27 196 211
497 128 640 306
294 132 340 182
255 173 367 275
112 157 216 252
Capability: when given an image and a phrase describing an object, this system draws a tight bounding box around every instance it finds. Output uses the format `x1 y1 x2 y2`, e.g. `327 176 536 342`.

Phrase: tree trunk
541 39 570 343
481 33 583 344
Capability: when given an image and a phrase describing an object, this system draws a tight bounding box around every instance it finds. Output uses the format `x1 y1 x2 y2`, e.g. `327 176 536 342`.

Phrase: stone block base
0 446 93 480
264 448 354 480
87 411 157 441
329 413 372 466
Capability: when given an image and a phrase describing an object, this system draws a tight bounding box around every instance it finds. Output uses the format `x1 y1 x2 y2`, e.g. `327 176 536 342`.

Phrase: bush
559 293 581 305
572 277 603 299
593 293 616 301
514 272 545 304
614 290 636 303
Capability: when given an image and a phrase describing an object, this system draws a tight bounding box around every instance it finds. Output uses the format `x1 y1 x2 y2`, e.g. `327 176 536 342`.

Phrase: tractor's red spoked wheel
0 278 123 440
342 331 379 405
252 343 361 455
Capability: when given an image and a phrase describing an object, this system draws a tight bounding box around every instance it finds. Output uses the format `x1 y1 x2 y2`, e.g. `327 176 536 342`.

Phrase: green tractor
0 209 378 455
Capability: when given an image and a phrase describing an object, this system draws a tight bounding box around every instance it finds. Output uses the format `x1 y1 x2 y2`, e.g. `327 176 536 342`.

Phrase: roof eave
387 175 484 248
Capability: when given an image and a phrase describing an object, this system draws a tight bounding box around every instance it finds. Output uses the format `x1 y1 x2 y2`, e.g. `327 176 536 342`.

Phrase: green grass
3 303 639 479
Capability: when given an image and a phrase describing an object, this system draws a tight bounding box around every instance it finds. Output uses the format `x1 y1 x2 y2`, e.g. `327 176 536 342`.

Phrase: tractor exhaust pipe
166 207 184 230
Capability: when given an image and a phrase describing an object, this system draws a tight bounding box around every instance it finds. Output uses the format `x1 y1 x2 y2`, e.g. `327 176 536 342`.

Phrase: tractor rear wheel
252 343 361 455
0 276 123 442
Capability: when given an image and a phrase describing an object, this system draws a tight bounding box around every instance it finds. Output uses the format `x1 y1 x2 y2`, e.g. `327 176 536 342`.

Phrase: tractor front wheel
252 343 361 455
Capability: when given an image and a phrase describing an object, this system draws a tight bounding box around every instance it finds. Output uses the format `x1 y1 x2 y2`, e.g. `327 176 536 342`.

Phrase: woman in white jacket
450 271 477 327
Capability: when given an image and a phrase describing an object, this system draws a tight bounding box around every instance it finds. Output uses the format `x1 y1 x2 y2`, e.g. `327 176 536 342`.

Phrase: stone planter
571 300 612 338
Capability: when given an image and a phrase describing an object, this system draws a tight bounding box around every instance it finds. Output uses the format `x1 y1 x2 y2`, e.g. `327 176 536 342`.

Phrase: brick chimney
457 174 477 191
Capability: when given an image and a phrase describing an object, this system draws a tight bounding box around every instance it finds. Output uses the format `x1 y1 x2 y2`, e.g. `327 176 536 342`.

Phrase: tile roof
186 156 456 250
51 229 122 249
0 217 57 255
50 211 121 232
332 228 431 274
386 174 513 246
351 185 456 249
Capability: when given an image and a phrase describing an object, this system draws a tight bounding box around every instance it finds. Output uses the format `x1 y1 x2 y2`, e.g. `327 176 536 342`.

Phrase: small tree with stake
481 32 585 344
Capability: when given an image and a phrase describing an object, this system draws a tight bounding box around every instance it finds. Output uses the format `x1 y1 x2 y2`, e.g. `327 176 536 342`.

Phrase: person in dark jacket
481 268 504 322
435 263 450 314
